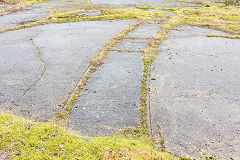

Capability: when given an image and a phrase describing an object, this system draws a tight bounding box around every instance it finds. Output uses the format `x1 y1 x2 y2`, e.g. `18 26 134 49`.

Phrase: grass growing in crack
0 8 168 34
140 16 182 141
0 110 177 160
206 34 240 39
0 4 240 35
108 49 144 52
56 22 143 123
0 0 48 16
48 8 167 24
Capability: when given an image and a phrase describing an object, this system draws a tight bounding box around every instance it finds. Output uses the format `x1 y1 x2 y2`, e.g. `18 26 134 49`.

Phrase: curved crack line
14 32 47 105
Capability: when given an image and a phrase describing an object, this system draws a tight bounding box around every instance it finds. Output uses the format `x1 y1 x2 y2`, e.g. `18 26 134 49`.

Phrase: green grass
172 5 240 35
0 110 176 159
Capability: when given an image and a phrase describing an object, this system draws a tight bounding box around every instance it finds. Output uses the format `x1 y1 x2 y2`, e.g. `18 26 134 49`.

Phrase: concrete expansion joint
146 63 153 139
62 63 91 110
57 21 143 124
108 49 144 53
155 121 166 152
146 55 166 152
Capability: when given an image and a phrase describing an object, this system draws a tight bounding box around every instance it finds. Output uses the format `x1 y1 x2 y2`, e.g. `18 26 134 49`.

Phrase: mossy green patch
49 8 168 23
173 6 240 35
0 110 176 159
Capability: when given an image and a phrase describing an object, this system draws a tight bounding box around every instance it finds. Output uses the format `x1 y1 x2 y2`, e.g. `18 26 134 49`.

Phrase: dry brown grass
0 2 30 16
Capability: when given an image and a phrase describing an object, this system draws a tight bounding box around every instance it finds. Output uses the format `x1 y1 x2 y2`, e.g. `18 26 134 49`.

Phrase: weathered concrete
69 21 162 137
127 21 161 39
0 28 44 114
0 20 136 121
0 0 89 30
150 25 240 159
116 38 148 51
115 22 161 51
70 51 143 137
0 4 9 9
0 3 50 30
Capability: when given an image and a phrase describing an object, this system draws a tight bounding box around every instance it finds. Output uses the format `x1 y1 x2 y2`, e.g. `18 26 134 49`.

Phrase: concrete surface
0 20 136 121
150 25 240 159
69 21 162 137
0 0 88 30
70 51 143 137
0 3 50 30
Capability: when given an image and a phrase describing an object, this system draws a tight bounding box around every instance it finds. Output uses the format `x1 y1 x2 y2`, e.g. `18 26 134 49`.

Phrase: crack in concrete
148 73 167 152
14 32 47 105
147 73 166 151
146 60 167 153
62 63 91 109
156 121 166 152
147 63 153 139
58 21 144 123
108 49 144 52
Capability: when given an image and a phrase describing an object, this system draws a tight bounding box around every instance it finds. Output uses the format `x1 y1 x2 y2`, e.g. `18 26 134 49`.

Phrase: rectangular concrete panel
69 51 143 137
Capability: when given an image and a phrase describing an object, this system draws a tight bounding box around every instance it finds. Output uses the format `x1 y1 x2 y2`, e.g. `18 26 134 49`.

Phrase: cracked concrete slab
69 21 162 137
0 3 50 30
0 28 44 112
69 51 143 137
127 21 161 39
116 38 148 51
0 4 9 9
150 25 240 159
115 22 161 51
0 20 136 121
0 0 89 30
